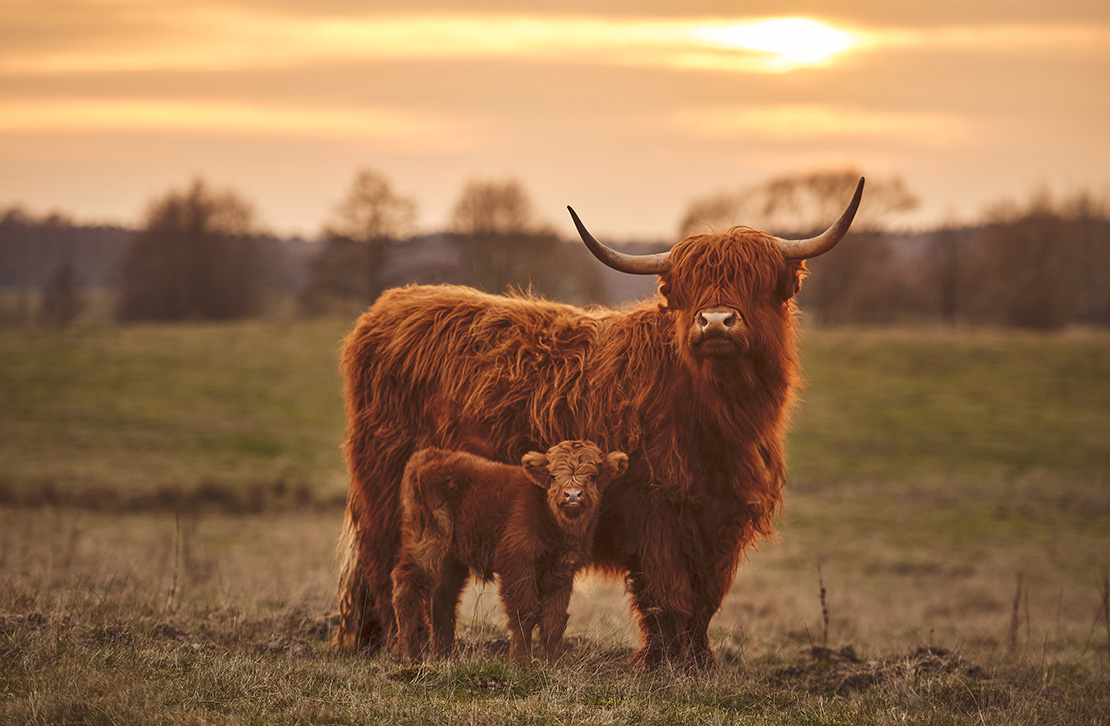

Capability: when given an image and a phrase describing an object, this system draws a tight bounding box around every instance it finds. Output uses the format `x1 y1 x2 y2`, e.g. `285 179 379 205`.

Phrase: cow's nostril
697 308 740 334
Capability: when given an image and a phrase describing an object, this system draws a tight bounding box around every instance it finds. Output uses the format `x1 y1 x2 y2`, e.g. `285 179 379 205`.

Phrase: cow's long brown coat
336 227 813 666
391 441 627 663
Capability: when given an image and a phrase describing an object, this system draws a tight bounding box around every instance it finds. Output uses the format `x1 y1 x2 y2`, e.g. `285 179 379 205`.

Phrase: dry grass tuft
2 507 1108 724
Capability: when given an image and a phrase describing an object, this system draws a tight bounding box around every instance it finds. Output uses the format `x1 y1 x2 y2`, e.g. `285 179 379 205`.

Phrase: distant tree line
679 170 1110 329
299 174 608 317
963 193 1110 328
0 206 128 326
116 180 262 321
2 169 1108 330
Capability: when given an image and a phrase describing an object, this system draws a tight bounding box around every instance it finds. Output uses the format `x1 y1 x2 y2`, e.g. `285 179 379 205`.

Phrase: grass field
2 321 1108 724
0 320 353 510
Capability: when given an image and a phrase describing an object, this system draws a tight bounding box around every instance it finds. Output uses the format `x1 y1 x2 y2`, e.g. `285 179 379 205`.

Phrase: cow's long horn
568 206 671 275
775 177 865 261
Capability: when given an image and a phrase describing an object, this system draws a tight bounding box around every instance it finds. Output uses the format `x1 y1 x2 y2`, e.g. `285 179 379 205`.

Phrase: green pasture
1 321 1106 504
793 329 1109 482
1 320 1108 724
0 320 353 508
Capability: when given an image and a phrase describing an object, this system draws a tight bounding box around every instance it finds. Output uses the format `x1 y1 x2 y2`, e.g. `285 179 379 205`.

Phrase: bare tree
117 179 262 321
678 168 917 238
449 179 542 237
967 190 1110 329
329 169 416 303
925 225 965 328
40 253 82 327
447 179 560 294
798 231 909 326
302 169 417 313
329 169 417 243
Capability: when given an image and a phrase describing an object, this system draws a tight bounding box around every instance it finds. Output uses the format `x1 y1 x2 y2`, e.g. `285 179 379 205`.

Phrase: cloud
671 104 973 145
0 7 862 75
0 98 460 143
856 23 1110 55
3 1 1107 81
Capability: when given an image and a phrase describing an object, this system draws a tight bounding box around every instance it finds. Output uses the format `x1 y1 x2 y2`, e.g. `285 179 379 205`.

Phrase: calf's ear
600 452 629 488
521 452 550 489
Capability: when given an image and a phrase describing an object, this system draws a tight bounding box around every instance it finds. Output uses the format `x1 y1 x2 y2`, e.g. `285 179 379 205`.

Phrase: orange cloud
0 98 457 141
672 104 973 146
3 5 1105 78
0 9 862 75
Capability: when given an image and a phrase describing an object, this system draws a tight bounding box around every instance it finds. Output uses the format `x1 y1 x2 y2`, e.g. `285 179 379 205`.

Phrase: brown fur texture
336 227 807 667
391 441 628 663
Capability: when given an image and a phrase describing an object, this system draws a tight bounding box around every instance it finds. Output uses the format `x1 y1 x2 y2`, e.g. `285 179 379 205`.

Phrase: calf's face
522 441 628 529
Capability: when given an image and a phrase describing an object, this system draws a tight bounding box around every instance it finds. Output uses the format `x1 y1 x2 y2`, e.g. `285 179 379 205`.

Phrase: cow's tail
333 503 385 652
336 504 359 609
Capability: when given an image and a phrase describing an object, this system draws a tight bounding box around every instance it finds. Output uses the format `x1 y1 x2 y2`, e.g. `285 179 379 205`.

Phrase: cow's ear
776 260 806 301
521 452 550 489
600 452 629 489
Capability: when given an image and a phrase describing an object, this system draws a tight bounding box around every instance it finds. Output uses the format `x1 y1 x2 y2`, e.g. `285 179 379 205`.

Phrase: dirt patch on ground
772 645 990 696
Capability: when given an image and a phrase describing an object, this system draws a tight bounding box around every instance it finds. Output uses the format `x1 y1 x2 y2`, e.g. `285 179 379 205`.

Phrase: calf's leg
390 552 432 662
429 559 468 658
538 584 573 662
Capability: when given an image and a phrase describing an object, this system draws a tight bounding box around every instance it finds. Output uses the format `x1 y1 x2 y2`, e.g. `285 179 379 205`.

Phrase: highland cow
391 441 628 663
336 179 864 667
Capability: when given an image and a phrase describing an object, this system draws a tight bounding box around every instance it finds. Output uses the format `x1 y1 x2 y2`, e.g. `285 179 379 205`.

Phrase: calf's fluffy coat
391 441 628 663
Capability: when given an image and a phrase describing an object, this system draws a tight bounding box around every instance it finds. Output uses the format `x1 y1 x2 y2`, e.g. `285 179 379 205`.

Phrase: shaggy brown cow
336 178 864 667
391 441 628 663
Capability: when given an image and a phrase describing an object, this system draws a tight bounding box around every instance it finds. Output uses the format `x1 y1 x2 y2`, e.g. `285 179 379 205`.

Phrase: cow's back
342 284 604 471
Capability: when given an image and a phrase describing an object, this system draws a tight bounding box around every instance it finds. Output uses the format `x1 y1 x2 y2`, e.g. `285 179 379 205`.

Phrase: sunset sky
1 0 1108 239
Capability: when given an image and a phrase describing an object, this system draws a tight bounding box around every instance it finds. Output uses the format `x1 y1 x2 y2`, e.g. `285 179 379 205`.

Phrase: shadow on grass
0 475 346 514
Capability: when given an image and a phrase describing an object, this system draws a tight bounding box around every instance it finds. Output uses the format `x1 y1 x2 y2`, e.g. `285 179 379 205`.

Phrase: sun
695 17 855 68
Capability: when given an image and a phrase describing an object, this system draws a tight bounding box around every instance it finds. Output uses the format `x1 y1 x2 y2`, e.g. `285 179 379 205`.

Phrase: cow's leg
625 552 696 666
625 569 690 668
429 559 468 658
686 518 749 668
621 503 698 667
687 590 724 669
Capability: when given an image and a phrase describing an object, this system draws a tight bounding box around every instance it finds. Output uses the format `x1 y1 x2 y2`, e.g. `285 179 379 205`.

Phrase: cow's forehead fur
543 440 604 483
661 227 785 309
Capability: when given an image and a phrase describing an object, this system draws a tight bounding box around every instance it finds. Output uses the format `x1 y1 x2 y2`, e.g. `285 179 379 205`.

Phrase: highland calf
391 441 628 663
